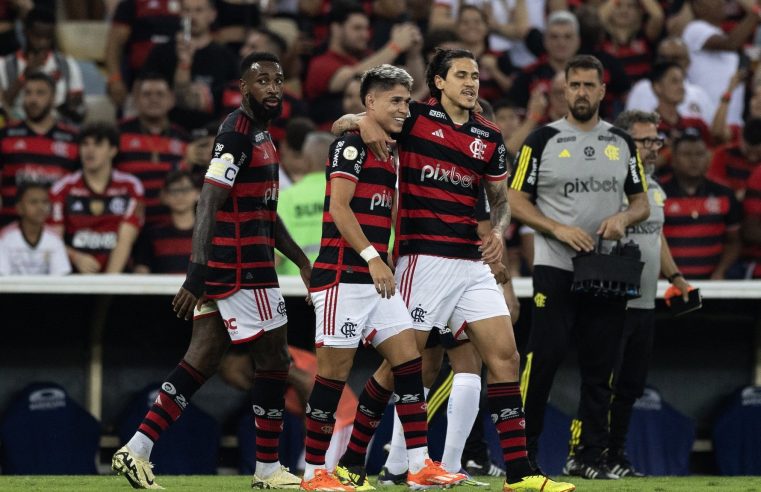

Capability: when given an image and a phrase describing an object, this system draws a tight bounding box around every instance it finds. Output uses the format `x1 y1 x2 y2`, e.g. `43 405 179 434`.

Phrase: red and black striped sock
487 382 534 481
304 375 345 467
340 377 393 466
392 357 428 450
251 369 289 463
138 359 205 442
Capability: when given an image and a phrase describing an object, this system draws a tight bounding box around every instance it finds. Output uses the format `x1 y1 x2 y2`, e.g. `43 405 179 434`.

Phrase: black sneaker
563 455 619 480
377 466 407 486
465 459 506 477
606 449 645 477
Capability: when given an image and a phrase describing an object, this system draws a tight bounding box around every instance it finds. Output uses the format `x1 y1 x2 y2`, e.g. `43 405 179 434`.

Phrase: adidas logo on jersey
559 149 571 158
431 129 444 139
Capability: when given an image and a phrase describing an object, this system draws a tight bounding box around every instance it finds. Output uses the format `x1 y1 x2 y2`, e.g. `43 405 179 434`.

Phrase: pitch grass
1 475 761 492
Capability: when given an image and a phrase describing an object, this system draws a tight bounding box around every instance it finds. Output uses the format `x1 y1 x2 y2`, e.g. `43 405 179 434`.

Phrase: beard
245 92 282 123
569 99 599 122
24 103 53 123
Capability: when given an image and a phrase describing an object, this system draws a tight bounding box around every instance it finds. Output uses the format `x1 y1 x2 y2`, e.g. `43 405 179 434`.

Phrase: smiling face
435 57 480 111
366 83 411 135
240 60 285 123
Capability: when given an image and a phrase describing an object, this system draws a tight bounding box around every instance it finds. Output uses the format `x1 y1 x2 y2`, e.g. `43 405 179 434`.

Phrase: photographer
508 55 649 479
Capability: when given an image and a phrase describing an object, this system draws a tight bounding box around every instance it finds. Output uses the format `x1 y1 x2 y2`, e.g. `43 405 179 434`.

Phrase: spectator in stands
50 123 144 273
342 74 364 115
115 73 190 226
598 0 664 83
143 0 238 131
626 37 716 125
652 61 711 146
304 2 424 129
708 118 761 201
368 0 409 52
0 0 35 56
494 93 546 156
133 170 197 273
0 72 78 226
0 7 85 123
743 164 761 278
213 0 261 53
279 117 316 187
0 182 71 275
662 129 742 279
182 121 217 184
710 68 748 145
276 131 333 277
682 0 760 126
105 0 182 108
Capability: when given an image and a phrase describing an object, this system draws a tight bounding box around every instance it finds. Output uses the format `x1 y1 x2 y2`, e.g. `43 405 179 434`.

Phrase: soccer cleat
465 459 506 478
377 466 408 486
563 455 619 480
334 464 375 491
606 449 645 478
252 465 302 489
301 468 355 491
111 445 164 490
459 470 490 487
406 459 467 490
503 475 576 492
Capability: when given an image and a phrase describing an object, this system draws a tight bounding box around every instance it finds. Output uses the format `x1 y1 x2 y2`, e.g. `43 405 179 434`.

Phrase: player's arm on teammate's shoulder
331 112 393 161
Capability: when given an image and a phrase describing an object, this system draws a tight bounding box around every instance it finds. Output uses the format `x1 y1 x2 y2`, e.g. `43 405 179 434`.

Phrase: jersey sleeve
328 134 368 182
613 128 648 195
508 127 554 196
485 140 508 182
204 131 253 189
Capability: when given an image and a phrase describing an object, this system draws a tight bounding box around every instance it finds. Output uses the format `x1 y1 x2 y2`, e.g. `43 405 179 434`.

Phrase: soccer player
49 123 144 274
111 52 311 490
301 64 465 492
333 49 575 492
508 55 650 479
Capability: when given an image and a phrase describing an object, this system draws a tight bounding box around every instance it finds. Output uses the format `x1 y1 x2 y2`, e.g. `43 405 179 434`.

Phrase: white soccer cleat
112 445 164 489
252 465 302 489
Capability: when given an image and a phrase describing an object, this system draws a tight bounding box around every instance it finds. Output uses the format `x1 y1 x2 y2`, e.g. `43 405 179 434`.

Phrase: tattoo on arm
275 215 308 268
331 114 363 136
190 185 229 265
485 180 510 235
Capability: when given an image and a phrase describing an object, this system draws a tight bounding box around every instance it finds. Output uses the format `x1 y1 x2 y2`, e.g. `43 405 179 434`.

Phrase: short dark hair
672 127 704 151
564 54 604 82
240 52 281 78
15 181 48 202
25 71 55 92
650 61 683 84
79 122 119 147
614 110 660 132
284 117 317 151
24 7 55 29
328 1 366 25
255 28 288 57
743 118 761 146
425 48 476 100
359 64 413 106
133 71 172 90
164 170 195 189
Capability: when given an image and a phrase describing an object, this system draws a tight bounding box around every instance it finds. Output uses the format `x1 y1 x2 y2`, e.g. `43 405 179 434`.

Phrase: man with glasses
563 110 692 477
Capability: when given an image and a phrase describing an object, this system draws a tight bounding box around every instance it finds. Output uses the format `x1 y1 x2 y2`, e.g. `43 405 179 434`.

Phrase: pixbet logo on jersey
563 176 619 197
370 190 393 210
264 184 279 204
420 163 474 188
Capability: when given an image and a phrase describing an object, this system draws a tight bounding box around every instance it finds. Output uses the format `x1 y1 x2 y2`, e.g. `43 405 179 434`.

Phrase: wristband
667 272 683 283
107 72 122 83
182 262 208 297
178 61 192 71
359 245 380 263
721 91 731 103
388 42 402 55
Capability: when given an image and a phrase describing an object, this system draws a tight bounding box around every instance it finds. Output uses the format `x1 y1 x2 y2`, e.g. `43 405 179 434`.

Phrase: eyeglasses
632 137 665 149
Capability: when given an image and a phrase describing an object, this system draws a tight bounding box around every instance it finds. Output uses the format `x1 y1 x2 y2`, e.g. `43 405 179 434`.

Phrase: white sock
408 446 429 474
303 464 322 481
255 460 281 478
441 373 481 473
384 387 429 475
126 432 153 460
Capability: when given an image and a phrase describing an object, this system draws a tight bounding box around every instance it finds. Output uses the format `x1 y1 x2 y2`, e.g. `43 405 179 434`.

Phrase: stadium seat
625 387 695 476
0 382 100 474
55 21 109 63
713 385 761 475
116 384 220 475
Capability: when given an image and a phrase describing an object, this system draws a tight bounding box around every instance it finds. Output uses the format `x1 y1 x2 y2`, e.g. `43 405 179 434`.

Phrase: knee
486 348 521 381
217 352 254 391
183 342 227 377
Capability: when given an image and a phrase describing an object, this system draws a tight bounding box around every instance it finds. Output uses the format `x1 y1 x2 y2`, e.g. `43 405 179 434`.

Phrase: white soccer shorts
193 288 287 343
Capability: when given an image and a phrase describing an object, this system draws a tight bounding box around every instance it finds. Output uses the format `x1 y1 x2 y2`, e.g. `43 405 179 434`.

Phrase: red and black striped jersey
662 178 741 279
114 118 190 225
310 133 394 290
707 144 760 199
49 170 144 272
202 108 280 298
744 166 761 278
133 221 192 273
600 31 654 83
112 0 181 72
0 120 78 225
395 99 508 260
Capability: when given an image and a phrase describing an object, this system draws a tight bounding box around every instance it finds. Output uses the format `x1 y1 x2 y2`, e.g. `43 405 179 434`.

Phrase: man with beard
112 52 311 490
508 54 649 480
0 72 78 226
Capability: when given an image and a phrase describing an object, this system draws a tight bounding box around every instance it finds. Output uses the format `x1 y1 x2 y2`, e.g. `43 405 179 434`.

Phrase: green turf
1 475 761 492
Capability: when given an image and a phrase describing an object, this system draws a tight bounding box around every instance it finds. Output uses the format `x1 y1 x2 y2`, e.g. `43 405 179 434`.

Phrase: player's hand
488 260 510 285
368 257 395 299
357 115 393 161
552 224 595 252
387 253 395 272
503 280 520 324
597 213 627 240
299 263 313 305
479 230 504 264
173 286 199 320
72 251 101 273
673 276 692 302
